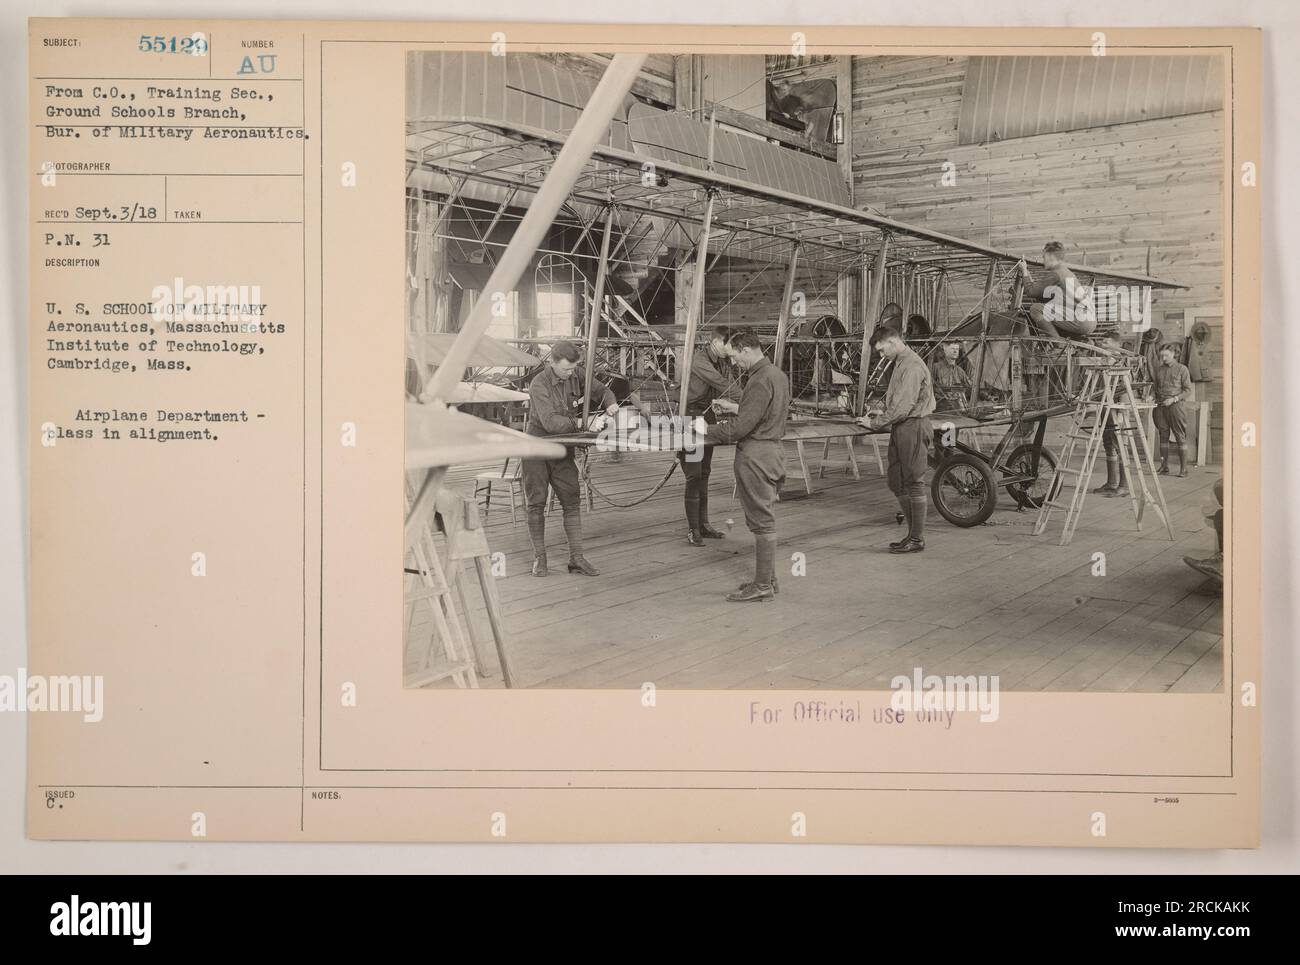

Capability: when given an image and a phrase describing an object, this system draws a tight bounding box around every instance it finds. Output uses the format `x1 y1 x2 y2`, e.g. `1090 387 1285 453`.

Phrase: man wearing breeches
523 340 619 577
705 331 790 602
859 325 936 554
1152 343 1193 477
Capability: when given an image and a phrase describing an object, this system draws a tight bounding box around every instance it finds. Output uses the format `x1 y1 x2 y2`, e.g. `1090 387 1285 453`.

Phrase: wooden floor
411 427 1224 693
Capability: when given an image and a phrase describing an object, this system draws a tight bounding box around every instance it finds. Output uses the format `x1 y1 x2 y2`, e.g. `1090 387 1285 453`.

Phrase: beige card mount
26 19 1260 845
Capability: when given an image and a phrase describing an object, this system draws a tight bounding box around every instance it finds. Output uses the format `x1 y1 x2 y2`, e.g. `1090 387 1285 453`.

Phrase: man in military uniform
1017 241 1097 339
705 331 790 602
1183 477 1224 585
1152 343 1194 477
522 341 619 577
678 326 740 546
859 325 936 554
1090 331 1131 498
929 340 972 410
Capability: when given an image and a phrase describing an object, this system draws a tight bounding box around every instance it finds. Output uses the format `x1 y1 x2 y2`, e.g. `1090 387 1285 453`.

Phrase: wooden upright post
858 249 872 331
676 112 718 420
1010 273 1025 313
901 265 916 327
836 57 854 202
855 233 891 415
582 206 615 426
773 243 801 369
971 258 999 406
676 191 715 419
978 258 998 334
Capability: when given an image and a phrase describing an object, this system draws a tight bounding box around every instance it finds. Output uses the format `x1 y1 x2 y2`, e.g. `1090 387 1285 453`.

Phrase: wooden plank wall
770 59 838 86
701 55 767 118
849 55 1225 430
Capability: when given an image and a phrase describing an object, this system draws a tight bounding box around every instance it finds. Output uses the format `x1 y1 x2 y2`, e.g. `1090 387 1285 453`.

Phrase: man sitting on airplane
1017 241 1097 340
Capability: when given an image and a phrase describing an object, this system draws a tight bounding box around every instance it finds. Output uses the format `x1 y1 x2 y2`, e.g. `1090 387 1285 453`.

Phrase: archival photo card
26 19 1260 846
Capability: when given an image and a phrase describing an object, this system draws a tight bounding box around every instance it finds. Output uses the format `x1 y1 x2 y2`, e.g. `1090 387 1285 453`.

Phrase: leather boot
527 508 548 576
567 556 599 577
699 490 724 538
684 493 702 543
759 533 777 587
892 490 926 553
728 533 777 601
562 505 584 558
890 499 911 549
1092 456 1119 494
1183 552 1223 584
907 487 927 542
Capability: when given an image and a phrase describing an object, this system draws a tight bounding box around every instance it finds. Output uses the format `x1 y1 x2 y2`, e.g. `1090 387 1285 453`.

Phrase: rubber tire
1002 444 1058 509
931 452 998 528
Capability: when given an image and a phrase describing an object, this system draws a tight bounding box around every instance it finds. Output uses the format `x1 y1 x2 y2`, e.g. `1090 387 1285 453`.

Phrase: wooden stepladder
1034 363 1175 546
439 491 518 688
405 487 480 689
405 483 519 689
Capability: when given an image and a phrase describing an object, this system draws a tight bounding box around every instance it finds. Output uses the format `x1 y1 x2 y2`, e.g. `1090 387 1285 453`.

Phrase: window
536 289 575 338
462 289 520 342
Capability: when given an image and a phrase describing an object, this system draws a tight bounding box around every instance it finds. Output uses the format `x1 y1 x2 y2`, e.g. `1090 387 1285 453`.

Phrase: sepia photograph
402 49 1226 693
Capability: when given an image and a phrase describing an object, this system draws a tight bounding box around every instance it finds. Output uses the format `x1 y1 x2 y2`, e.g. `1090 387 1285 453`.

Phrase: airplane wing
408 111 1186 291
406 402 564 470
444 381 531 404
408 332 542 369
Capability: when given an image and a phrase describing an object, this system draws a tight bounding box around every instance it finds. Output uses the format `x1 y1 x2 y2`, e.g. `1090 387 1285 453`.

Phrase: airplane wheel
1003 444 1058 509
931 453 997 528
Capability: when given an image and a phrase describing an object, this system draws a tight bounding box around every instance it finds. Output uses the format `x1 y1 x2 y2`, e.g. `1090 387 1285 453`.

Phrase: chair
474 459 524 524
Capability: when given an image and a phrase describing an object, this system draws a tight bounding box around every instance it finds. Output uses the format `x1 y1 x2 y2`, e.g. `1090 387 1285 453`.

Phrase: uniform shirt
1024 263 1079 302
879 346 937 427
930 358 971 390
708 358 790 445
1153 360 1193 403
1025 263 1095 323
684 346 741 415
525 364 616 436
